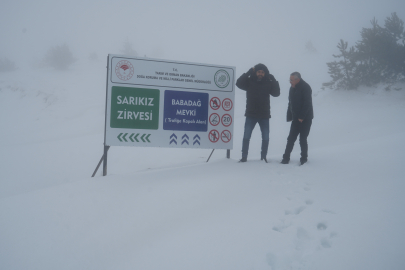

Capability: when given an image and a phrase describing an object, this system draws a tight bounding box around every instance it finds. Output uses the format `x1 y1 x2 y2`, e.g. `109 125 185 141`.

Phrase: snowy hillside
1 61 405 270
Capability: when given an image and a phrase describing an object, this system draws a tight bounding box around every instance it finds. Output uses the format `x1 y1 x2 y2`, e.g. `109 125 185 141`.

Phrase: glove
268 74 276 81
246 68 254 76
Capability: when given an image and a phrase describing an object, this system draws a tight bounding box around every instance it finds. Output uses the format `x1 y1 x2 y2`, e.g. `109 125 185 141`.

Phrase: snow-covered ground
1 60 405 270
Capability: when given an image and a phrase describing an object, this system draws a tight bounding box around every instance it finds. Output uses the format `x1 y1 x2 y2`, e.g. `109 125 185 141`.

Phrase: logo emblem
214 69 230 88
115 60 134 81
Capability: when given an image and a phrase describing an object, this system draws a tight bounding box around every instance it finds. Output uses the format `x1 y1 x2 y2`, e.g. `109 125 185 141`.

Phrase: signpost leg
102 145 110 176
227 149 230 159
206 149 215 162
91 145 110 177
92 155 104 177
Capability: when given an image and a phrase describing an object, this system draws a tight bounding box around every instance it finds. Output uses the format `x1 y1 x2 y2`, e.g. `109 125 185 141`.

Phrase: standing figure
281 72 314 165
236 63 280 163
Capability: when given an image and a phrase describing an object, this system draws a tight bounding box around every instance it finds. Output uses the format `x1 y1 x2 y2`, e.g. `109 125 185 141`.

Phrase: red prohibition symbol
210 97 221 110
209 113 220 126
222 98 233 111
208 129 220 143
221 130 232 143
221 114 232 127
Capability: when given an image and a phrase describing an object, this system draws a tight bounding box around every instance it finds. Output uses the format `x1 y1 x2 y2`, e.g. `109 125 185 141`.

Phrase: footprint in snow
305 199 313 205
317 222 327 230
317 223 338 248
322 209 337 214
285 206 306 215
321 238 332 248
272 220 291 232
330 232 338 238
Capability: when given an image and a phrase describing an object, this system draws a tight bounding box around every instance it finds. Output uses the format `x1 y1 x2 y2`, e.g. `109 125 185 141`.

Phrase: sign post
94 55 236 176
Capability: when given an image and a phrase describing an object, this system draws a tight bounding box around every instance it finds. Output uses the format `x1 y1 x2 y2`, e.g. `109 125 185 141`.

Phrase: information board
104 55 236 150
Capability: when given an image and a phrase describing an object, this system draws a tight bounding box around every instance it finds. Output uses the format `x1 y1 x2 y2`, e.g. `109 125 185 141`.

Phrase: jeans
241 117 270 160
243 117 269 141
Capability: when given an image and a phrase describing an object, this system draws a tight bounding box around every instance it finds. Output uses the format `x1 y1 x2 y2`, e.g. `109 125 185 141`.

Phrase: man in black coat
236 63 280 162
281 72 314 165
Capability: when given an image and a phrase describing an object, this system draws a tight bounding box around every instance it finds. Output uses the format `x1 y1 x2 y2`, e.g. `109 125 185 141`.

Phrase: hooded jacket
236 64 280 118
286 78 314 122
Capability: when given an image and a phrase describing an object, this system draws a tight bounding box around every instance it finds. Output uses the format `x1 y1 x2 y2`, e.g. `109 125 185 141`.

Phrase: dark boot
241 139 250 162
281 140 294 164
281 157 289 164
300 139 308 161
261 140 269 162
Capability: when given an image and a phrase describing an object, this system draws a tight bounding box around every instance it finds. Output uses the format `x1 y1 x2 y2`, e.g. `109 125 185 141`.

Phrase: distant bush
0 57 17 72
323 13 405 90
120 39 138 57
305 41 317 54
43 44 76 70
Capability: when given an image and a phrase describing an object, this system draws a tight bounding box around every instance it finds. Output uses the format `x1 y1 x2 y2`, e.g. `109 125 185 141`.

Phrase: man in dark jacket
281 72 314 165
236 63 280 162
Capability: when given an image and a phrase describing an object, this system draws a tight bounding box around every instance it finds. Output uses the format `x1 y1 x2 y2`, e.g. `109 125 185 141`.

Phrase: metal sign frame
94 55 236 176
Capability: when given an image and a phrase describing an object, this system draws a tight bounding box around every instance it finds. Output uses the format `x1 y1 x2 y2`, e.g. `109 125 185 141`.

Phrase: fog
1 0 404 88
1 2 405 269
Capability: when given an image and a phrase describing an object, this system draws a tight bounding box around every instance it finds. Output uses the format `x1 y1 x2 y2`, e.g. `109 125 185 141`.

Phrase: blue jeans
241 117 270 160
243 117 269 141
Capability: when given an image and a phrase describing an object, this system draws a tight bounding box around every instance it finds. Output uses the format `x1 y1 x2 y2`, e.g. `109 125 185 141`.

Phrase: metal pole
91 145 110 177
206 149 215 162
103 55 110 177
92 154 104 177
226 149 230 159
102 145 110 176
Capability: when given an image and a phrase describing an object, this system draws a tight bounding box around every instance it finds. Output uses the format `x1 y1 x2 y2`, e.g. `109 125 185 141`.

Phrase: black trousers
283 119 312 160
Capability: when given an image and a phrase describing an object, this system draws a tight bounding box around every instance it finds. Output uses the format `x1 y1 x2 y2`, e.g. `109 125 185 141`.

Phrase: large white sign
104 55 236 150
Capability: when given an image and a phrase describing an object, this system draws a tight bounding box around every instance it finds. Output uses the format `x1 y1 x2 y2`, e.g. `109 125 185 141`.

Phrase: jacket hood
254 63 270 77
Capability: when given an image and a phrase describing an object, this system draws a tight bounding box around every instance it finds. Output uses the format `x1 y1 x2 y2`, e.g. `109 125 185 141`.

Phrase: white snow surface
1 61 405 270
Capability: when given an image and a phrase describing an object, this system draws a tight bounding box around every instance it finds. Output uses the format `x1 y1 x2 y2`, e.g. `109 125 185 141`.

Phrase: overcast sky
1 0 404 85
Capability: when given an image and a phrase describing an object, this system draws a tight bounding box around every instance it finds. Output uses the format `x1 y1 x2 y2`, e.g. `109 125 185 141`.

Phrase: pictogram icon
210 97 221 110
222 98 233 111
208 129 220 143
221 114 232 127
221 130 232 143
209 113 220 126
